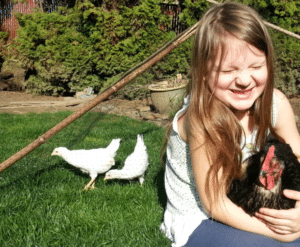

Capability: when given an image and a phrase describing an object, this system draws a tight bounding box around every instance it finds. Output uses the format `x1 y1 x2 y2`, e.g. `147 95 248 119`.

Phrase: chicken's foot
83 178 96 191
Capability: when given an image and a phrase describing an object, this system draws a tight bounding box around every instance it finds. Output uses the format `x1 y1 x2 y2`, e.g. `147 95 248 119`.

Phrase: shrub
15 0 171 95
0 32 19 67
10 0 300 97
114 0 209 99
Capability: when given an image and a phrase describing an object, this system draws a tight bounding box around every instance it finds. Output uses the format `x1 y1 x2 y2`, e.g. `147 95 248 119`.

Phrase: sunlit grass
0 112 170 246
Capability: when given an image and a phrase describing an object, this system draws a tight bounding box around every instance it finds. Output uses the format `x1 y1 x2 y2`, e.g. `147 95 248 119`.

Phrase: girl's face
208 36 268 116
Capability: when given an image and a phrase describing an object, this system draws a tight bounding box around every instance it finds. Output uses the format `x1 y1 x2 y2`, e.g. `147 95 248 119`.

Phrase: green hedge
13 0 173 95
1 0 299 97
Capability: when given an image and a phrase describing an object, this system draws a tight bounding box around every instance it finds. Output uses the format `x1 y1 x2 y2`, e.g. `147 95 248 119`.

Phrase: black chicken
228 137 300 216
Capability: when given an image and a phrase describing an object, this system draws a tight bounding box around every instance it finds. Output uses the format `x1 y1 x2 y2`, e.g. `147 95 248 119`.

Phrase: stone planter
148 81 187 115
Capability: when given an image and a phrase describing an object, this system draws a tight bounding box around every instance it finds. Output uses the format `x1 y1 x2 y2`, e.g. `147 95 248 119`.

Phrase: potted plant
148 74 188 115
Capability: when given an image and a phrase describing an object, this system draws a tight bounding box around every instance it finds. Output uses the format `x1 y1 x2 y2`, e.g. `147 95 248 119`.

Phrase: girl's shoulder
273 88 300 157
177 112 188 143
173 96 190 143
272 88 290 125
273 88 288 102
273 88 297 134
273 88 293 121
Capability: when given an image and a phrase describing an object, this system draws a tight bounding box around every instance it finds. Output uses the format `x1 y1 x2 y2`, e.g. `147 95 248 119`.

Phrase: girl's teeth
232 89 250 93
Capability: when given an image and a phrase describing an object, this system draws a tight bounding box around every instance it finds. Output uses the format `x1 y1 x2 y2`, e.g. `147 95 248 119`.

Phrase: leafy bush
0 32 19 66
14 0 171 95
114 0 210 99
178 0 210 26
115 33 194 100
9 0 300 97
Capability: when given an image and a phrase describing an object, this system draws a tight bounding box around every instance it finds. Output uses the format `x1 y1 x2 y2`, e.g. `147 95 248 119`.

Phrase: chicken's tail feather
106 138 121 156
135 134 146 153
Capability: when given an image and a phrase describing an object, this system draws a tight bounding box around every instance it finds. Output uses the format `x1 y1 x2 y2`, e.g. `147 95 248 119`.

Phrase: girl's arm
272 89 300 157
188 118 300 242
256 190 300 234
255 88 300 235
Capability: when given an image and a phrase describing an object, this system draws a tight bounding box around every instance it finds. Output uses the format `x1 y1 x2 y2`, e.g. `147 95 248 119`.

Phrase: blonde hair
163 2 276 208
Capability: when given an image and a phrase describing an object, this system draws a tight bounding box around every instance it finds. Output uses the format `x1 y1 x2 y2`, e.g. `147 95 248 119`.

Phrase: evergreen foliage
178 0 210 26
2 0 299 97
14 0 172 95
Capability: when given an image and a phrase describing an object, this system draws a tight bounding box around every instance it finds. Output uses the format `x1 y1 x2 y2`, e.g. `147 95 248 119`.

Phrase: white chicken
51 138 121 191
104 134 149 186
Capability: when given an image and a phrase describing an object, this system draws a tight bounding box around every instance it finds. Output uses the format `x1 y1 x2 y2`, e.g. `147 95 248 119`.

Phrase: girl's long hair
189 2 276 208
162 2 276 210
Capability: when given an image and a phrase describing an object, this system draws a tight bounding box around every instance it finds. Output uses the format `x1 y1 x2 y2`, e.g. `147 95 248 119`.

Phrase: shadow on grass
67 112 106 149
102 164 167 210
0 162 62 190
57 158 146 188
154 167 167 209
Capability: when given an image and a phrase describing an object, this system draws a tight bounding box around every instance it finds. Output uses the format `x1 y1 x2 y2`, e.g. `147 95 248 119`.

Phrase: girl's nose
235 72 252 88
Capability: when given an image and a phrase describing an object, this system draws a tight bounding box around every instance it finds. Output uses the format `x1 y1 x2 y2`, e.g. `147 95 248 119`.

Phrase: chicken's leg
90 180 96 190
83 178 96 191
139 176 145 187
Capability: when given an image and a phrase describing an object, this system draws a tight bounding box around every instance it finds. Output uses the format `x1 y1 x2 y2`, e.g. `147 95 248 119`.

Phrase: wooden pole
0 22 198 173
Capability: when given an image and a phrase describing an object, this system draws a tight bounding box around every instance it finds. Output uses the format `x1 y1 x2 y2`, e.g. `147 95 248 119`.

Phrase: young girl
160 2 300 247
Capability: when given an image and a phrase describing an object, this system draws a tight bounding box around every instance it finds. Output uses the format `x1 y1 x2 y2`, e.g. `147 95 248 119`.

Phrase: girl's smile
230 88 253 99
209 36 268 116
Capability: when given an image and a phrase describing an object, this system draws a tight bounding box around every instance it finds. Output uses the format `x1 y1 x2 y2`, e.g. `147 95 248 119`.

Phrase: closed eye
221 70 234 74
252 66 262 70
250 61 266 70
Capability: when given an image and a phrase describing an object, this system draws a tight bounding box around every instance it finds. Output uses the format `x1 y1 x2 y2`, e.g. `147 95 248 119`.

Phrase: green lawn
0 112 171 246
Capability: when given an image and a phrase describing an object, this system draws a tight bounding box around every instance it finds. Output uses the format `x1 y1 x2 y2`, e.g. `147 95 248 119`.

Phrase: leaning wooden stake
0 22 199 173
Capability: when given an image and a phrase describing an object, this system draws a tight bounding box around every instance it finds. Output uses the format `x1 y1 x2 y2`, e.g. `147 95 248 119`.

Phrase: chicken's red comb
261 145 275 171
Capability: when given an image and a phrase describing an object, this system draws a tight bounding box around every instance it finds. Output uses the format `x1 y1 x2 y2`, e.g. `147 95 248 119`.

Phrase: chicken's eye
259 170 267 176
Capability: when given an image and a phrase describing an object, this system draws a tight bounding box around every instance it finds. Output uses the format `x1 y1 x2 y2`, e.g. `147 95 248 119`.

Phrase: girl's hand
255 189 300 235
